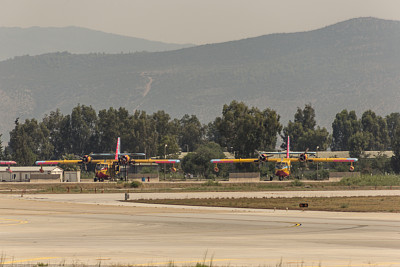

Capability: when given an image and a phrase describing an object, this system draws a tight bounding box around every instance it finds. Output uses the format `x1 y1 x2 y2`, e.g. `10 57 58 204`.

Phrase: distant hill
0 26 194 61
0 17 399 141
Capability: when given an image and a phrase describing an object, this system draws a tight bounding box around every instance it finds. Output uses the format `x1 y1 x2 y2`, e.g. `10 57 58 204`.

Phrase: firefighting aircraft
35 137 180 181
0 161 17 173
211 137 358 180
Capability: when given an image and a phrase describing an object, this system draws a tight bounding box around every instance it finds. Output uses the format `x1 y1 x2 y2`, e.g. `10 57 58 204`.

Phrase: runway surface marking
0 217 28 226
1 257 58 264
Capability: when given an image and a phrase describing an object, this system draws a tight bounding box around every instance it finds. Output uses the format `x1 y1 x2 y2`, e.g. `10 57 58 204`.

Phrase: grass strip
132 196 400 212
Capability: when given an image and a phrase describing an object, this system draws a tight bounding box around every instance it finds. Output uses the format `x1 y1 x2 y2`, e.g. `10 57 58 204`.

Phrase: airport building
0 166 80 183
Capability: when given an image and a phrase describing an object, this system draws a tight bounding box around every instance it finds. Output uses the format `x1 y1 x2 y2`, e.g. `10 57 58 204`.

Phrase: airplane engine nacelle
299 153 307 162
120 155 130 165
82 155 92 164
259 153 268 162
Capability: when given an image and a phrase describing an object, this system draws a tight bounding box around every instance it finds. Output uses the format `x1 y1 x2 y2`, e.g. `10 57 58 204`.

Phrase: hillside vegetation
0 17 399 137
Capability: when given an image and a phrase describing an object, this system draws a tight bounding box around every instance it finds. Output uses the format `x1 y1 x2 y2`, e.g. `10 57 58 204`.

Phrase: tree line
1 101 400 174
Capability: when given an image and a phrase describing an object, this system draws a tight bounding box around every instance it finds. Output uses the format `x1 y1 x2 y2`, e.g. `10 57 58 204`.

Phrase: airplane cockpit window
96 164 108 170
275 162 288 169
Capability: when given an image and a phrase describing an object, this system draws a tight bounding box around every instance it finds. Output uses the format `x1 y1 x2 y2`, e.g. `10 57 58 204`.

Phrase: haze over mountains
0 17 399 140
0 26 194 61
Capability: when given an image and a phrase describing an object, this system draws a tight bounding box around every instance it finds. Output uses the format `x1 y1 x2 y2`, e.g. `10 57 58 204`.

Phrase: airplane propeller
119 155 130 165
298 148 309 162
255 150 270 162
82 155 92 164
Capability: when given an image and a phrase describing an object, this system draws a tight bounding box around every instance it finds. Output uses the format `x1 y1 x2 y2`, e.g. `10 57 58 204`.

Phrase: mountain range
0 17 399 141
0 26 193 61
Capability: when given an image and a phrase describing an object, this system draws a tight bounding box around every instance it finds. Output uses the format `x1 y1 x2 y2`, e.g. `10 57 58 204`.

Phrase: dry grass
1 179 400 195
133 196 400 212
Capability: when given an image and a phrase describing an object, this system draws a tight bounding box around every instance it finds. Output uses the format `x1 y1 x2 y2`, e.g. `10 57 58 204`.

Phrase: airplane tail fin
115 137 120 161
286 136 290 159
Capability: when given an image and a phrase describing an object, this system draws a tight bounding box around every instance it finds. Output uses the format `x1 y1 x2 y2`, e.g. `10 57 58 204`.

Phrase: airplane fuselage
274 158 291 179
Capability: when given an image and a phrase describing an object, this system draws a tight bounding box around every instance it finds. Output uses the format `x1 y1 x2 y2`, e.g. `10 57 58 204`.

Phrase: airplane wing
211 158 281 164
288 152 316 155
131 159 180 164
0 161 17 165
290 157 358 163
258 151 316 155
35 159 105 165
91 153 146 158
35 158 180 165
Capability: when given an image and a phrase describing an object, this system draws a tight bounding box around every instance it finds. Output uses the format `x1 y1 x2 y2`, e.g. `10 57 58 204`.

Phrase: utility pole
164 144 168 180
316 146 319 180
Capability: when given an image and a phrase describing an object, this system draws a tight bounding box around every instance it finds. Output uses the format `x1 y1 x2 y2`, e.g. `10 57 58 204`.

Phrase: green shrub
291 178 304 187
129 181 142 188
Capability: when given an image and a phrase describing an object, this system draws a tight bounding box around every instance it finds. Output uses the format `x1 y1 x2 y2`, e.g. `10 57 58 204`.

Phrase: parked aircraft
35 137 180 181
211 137 358 180
0 161 17 173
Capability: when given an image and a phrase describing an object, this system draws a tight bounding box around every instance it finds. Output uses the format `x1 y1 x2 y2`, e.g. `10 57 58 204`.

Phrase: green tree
282 104 330 151
151 110 178 138
178 114 205 152
213 101 281 157
386 112 400 149
158 135 180 158
41 109 68 158
181 142 225 178
331 110 360 151
391 127 400 173
97 107 133 153
69 104 98 155
348 132 369 158
9 118 53 165
0 134 4 160
129 110 158 157
361 110 389 151
299 127 332 151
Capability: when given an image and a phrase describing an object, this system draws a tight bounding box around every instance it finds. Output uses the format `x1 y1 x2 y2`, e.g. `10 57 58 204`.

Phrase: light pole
316 146 319 180
164 144 168 180
186 144 189 153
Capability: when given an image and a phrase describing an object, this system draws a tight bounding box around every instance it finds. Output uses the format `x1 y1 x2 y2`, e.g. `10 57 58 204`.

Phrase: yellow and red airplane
211 137 358 180
35 137 180 181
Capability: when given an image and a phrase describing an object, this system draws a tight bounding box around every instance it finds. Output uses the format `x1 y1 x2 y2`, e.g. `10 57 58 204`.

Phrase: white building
0 166 64 182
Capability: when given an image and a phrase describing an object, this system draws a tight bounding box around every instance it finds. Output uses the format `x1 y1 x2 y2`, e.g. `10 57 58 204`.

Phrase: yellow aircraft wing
0 161 17 165
211 158 281 164
131 159 180 164
290 157 358 163
35 159 106 165
36 158 180 165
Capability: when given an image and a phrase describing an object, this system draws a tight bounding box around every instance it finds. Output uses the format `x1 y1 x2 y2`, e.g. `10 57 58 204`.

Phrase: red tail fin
286 136 290 158
115 137 120 161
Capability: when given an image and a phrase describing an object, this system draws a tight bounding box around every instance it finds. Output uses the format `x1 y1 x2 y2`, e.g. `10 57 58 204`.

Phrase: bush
129 181 142 188
291 179 304 187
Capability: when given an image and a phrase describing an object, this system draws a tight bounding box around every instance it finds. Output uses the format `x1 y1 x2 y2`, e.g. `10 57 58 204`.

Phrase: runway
1 192 400 266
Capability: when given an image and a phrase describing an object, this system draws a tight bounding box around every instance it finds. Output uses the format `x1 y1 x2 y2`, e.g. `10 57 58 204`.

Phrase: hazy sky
1 0 400 44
